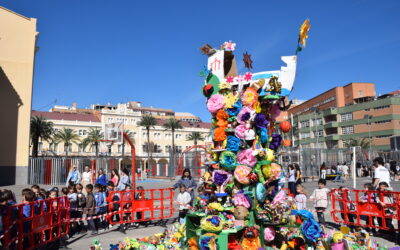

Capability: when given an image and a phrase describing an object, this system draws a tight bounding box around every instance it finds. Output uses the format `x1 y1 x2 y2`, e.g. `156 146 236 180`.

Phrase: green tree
82 128 103 157
348 138 370 149
121 129 135 169
30 116 54 157
186 131 205 146
138 115 157 173
54 128 80 156
163 118 183 159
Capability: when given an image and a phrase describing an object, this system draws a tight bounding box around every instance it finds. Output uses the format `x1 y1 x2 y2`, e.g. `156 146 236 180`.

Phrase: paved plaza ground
2 177 399 248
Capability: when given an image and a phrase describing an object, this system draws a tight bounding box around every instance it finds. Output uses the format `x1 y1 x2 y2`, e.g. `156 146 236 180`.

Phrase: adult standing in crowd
342 162 349 180
66 165 81 187
172 168 197 203
117 169 130 191
111 169 120 187
81 166 92 194
373 157 391 188
96 169 108 186
320 163 327 180
287 164 296 196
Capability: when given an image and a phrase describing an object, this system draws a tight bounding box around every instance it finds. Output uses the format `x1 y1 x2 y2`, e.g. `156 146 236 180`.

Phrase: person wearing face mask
172 168 197 205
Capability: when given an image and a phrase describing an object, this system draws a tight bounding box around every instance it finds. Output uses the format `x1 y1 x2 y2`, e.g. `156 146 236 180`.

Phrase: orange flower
214 127 227 141
216 110 229 120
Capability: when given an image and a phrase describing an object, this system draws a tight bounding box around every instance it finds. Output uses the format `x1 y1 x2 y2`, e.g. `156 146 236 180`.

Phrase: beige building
0 7 38 185
32 102 212 169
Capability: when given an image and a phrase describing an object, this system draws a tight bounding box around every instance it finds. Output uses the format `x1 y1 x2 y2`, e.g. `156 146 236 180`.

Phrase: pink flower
237 149 257 167
244 72 252 81
237 106 254 124
222 41 236 51
234 124 247 139
207 94 225 113
226 76 234 83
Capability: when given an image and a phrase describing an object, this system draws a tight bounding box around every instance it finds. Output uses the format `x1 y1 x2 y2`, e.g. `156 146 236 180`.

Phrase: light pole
364 114 373 161
310 107 320 176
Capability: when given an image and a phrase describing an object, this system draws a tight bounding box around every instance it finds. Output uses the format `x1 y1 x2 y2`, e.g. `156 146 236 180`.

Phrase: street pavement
1 176 399 248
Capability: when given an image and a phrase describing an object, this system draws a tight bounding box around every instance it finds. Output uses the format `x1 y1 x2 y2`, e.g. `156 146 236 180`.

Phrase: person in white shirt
373 157 391 188
342 163 349 180
81 166 92 194
176 184 191 224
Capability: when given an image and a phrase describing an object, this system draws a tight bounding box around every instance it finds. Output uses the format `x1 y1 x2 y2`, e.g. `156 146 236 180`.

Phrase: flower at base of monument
216 109 229 121
224 93 239 108
219 151 237 170
254 113 269 129
237 106 254 124
226 135 241 152
226 99 242 116
212 170 231 186
270 162 282 179
207 94 225 113
201 215 224 232
264 227 275 242
269 134 282 150
214 127 227 142
237 149 257 167
257 127 269 144
234 165 252 185
301 218 322 243
241 87 258 107
234 124 247 139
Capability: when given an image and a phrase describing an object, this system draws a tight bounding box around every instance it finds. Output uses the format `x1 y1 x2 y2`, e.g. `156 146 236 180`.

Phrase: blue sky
3 0 400 121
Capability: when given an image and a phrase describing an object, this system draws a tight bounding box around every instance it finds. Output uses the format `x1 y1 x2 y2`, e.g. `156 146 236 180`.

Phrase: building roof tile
32 110 101 122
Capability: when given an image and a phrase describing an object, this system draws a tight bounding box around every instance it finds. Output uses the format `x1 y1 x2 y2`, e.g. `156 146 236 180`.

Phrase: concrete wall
0 7 38 185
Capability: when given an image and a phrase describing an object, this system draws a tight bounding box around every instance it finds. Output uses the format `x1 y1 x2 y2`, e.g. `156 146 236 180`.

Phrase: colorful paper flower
234 165 252 185
218 81 231 90
226 76 234 83
216 109 229 121
237 149 257 167
212 170 231 186
207 94 225 113
257 127 269 144
222 41 236 51
226 135 241 152
224 93 239 109
301 218 322 242
237 106 254 124
241 87 258 107
269 133 282 150
219 151 237 170
234 124 247 139
214 127 227 141
299 19 311 48
226 99 242 116
244 72 252 81
254 113 269 129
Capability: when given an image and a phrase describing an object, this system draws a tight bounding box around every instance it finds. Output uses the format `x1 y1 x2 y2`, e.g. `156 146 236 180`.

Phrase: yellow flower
224 93 238 108
299 19 311 47
218 82 231 90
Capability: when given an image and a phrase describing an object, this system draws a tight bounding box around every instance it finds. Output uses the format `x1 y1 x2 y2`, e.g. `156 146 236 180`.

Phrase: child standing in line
294 184 307 210
84 184 97 235
309 179 330 226
135 186 144 227
21 189 35 248
94 184 105 231
176 184 191 224
119 184 133 233
360 183 376 234
75 184 86 233
107 181 120 227
375 182 395 239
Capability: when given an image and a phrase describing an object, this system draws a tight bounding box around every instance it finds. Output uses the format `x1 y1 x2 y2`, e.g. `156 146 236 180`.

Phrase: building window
131 119 136 125
142 145 148 153
313 118 323 126
374 105 389 110
79 143 85 152
107 117 113 123
165 145 171 153
375 120 391 124
300 121 310 128
341 113 353 122
175 134 182 140
301 132 310 139
154 144 161 153
142 132 147 137
358 90 363 97
341 126 354 135
314 130 323 137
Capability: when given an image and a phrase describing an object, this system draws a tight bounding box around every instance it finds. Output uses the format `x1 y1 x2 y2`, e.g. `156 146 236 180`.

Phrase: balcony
323 107 338 116
325 134 339 141
324 122 339 128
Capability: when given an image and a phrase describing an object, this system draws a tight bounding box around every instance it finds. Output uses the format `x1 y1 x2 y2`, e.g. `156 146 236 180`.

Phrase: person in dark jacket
172 168 197 204
84 184 97 235
95 169 108 186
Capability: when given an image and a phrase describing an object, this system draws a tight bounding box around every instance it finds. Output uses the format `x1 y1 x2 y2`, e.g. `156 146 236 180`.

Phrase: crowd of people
0 165 147 249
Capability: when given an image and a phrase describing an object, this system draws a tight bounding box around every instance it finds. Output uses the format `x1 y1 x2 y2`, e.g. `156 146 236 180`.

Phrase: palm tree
82 128 103 157
186 132 205 168
138 115 157 175
186 131 205 146
348 138 370 149
54 128 80 156
163 118 183 165
30 116 54 157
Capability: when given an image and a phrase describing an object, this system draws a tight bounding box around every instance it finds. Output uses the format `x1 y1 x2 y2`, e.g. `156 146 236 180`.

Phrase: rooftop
32 110 101 122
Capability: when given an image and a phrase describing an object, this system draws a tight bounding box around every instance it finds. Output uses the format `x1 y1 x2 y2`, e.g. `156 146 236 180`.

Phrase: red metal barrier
330 188 400 231
2 197 70 250
106 188 174 225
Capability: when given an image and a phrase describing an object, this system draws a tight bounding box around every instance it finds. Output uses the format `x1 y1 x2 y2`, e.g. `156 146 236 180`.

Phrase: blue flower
226 135 241 152
301 218 322 242
257 127 269 144
226 100 242 116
